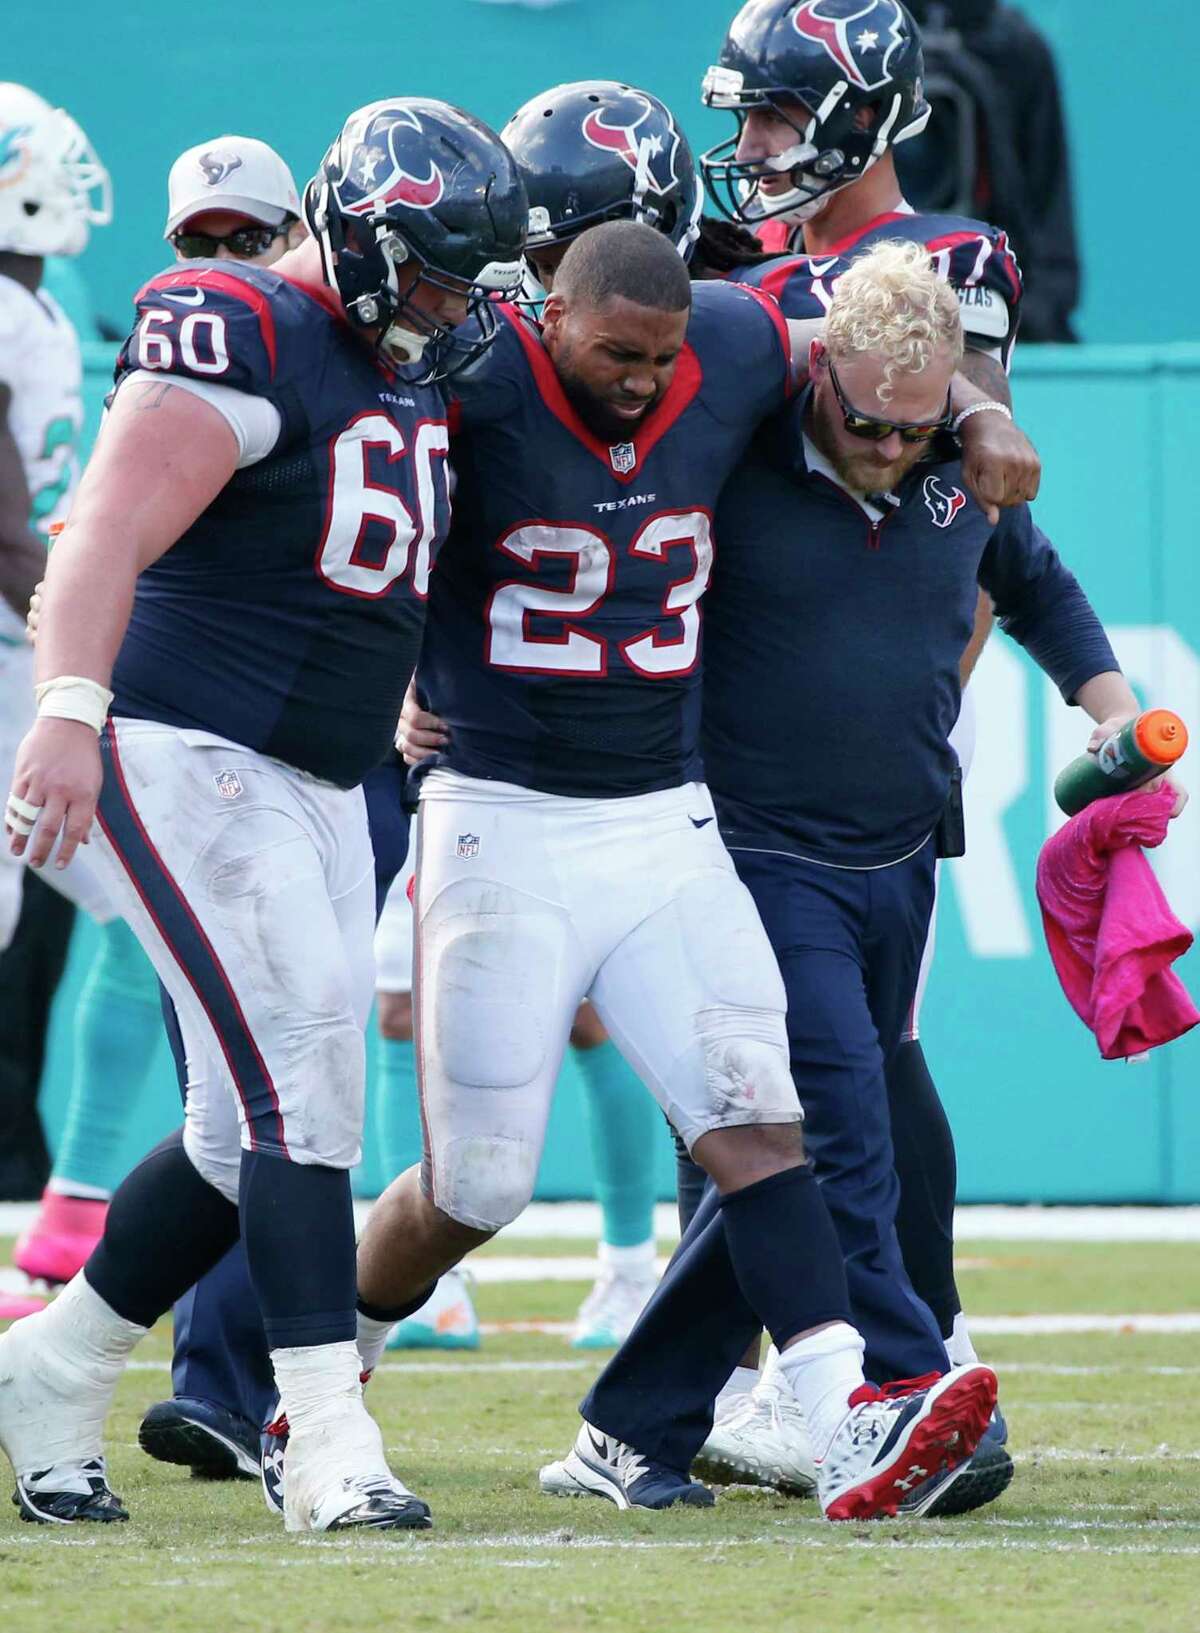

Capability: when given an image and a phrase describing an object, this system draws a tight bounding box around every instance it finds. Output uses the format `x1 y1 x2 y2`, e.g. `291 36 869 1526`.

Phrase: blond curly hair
825 240 963 407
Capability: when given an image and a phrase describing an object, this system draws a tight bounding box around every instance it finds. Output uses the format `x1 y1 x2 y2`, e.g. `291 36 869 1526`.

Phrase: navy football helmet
306 99 527 381
502 80 704 277
701 0 930 226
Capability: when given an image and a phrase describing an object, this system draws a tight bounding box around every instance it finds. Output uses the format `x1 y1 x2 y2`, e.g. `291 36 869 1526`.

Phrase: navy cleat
323 1484 433 1531
540 1424 715 1510
13 1457 128 1524
900 1406 1013 1518
139 1397 261 1482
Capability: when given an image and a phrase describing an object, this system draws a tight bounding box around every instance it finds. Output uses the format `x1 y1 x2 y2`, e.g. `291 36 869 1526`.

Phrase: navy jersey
735 209 1023 367
418 279 792 797
110 262 451 788
703 404 1116 867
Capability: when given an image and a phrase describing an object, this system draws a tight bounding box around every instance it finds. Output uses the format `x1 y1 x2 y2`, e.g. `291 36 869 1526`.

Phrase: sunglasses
828 360 952 444
171 223 288 260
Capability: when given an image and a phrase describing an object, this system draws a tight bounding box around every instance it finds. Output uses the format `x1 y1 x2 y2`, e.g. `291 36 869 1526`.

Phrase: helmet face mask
0 83 111 257
502 80 704 300
700 1 929 227
306 98 527 383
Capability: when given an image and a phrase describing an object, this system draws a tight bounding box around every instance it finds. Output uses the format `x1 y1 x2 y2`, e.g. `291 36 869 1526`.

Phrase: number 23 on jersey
486 509 713 678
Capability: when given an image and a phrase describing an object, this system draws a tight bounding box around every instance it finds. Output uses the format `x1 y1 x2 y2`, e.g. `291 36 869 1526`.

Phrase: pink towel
1035 783 1199 1060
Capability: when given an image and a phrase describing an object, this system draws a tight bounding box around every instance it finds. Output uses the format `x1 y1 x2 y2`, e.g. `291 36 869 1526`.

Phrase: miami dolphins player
0 83 110 1320
0 83 108 956
1 97 526 1532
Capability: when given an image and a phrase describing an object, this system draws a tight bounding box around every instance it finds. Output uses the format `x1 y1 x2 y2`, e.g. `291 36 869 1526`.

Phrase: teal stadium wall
10 2 1200 1200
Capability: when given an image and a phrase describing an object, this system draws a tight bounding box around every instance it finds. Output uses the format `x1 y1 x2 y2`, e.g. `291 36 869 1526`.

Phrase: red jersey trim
136 267 279 379
498 303 703 486
815 210 914 258
737 284 795 396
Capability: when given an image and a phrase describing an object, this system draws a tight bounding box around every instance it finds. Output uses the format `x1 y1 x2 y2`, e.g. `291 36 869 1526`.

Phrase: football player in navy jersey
341 219 1019 1523
703 0 1021 395
0 98 526 1533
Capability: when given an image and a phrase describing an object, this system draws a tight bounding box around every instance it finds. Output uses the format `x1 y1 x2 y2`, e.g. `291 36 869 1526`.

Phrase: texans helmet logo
198 150 244 188
791 0 907 93
923 474 967 529
343 106 445 215
581 95 679 197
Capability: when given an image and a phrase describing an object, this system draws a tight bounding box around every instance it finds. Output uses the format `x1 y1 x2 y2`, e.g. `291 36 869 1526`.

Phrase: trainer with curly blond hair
555 238 1146 1517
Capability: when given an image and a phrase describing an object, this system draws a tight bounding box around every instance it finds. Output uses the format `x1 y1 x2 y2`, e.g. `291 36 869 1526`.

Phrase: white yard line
5 1200 1200 1241
8 1530 1200 1561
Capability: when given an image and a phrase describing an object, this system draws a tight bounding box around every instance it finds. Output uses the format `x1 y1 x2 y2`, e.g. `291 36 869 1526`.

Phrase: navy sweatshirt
703 402 1118 867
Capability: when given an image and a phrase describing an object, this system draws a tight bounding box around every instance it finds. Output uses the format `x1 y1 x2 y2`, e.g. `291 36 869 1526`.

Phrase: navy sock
239 1150 356 1350
887 1040 961 1338
719 1164 852 1351
356 1286 437 1325
86 1129 240 1329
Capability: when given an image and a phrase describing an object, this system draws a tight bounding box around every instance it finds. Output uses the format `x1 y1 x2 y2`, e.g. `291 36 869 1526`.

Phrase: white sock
715 1365 760 1411
2 1272 146 1471
354 1313 394 1379
271 1340 363 1434
599 1239 657 1277
775 1322 866 1459
46 1179 111 1202
946 1311 980 1369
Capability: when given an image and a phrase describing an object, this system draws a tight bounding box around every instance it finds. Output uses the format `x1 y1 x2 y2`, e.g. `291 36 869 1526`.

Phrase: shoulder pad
117 264 300 396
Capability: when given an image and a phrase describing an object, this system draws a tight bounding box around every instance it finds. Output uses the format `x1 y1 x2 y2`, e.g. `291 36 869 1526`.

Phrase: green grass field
2 1234 1199 1633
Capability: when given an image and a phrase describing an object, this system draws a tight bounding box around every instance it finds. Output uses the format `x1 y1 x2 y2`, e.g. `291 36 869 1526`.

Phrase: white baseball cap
164 134 302 237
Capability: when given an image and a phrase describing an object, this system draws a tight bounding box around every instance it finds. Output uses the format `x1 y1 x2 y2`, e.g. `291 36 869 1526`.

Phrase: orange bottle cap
1134 708 1188 766
48 521 66 537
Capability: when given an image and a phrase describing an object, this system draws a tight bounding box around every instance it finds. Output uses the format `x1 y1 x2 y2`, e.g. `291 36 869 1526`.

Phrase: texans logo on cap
198 149 244 188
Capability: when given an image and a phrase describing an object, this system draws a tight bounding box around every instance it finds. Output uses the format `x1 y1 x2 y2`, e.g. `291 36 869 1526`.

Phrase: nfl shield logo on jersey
609 441 636 475
456 833 480 859
213 769 244 801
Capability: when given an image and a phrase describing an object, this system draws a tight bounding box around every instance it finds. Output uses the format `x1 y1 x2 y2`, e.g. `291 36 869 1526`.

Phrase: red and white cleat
816 1364 998 1522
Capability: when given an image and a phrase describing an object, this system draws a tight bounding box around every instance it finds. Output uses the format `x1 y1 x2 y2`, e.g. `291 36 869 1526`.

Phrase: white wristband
35 675 114 735
952 400 1013 435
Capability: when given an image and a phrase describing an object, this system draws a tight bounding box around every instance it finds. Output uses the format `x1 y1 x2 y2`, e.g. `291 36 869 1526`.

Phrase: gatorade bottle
1054 709 1188 817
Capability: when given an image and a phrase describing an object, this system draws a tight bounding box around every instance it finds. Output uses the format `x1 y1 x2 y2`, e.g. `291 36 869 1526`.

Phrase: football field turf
2 1232 1198 1633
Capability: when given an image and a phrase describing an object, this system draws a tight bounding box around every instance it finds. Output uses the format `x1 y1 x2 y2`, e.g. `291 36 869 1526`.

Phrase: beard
829 439 929 497
555 346 658 443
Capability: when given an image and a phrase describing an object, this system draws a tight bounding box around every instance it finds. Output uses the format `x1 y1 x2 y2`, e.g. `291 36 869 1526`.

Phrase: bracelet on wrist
951 400 1014 435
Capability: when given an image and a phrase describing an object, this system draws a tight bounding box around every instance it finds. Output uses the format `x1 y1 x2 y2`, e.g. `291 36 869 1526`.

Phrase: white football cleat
571 1267 658 1350
692 1373 818 1497
274 1396 431 1533
540 1423 714 1510
817 1365 997 1522
0 1288 132 1524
